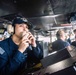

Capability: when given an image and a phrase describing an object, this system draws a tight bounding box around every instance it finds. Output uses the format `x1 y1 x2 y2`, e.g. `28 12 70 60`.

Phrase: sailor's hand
18 32 30 53
28 32 37 47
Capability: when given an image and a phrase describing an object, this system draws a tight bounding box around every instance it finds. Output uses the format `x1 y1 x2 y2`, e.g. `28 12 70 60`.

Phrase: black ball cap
12 17 32 29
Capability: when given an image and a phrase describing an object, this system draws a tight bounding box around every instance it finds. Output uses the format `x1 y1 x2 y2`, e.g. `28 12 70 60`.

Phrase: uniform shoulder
0 38 10 45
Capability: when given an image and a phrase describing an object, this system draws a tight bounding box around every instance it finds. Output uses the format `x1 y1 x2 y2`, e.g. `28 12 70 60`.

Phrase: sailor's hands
18 37 29 53
18 31 36 53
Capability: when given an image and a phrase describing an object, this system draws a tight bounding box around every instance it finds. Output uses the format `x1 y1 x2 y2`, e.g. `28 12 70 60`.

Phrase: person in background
66 32 73 44
0 16 43 75
3 24 14 39
52 29 72 51
71 29 76 47
0 29 5 41
73 29 76 41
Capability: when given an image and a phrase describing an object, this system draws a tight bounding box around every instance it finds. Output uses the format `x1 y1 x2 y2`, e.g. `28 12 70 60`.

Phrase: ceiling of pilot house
0 0 76 30
0 0 47 18
0 0 76 17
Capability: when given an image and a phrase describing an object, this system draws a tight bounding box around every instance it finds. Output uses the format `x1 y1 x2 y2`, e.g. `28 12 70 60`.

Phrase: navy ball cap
12 17 32 29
